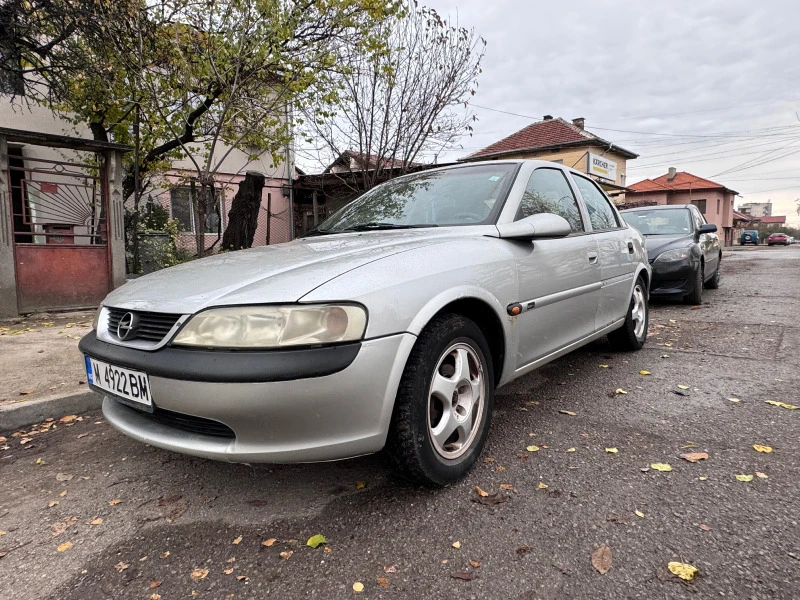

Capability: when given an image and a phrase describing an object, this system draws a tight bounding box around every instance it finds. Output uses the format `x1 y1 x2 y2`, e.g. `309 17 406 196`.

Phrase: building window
169 186 223 234
0 47 24 96
717 198 721 214
691 199 707 215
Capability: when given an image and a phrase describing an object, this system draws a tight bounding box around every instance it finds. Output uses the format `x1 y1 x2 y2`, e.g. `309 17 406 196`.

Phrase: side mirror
698 223 717 234
496 213 572 241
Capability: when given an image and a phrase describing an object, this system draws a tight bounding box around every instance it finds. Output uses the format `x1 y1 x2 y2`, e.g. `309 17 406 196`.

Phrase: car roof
412 158 592 179
620 204 695 212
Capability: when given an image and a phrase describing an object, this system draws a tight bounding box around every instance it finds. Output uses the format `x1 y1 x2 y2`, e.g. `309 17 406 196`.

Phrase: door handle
627 241 635 254
588 251 598 264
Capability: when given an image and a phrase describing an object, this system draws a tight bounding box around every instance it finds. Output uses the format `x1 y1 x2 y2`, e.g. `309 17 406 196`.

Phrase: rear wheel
608 277 648 351
684 265 703 305
386 314 494 486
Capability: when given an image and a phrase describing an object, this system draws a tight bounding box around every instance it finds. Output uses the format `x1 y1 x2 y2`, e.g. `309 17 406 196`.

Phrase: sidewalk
0 310 99 426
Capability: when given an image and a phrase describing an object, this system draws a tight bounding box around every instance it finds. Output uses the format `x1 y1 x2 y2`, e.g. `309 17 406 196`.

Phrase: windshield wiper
345 222 439 231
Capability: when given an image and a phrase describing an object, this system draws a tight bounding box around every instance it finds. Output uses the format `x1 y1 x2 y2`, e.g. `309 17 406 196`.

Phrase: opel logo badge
117 312 139 341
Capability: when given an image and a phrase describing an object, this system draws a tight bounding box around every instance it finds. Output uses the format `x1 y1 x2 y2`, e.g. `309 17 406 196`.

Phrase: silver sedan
80 160 650 485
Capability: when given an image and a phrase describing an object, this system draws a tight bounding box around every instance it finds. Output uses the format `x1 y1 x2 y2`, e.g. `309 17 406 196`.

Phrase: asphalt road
2 246 798 600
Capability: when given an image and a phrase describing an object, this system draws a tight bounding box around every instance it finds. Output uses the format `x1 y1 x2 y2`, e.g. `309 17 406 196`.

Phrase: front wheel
386 314 494 486
684 265 703 305
608 277 649 351
705 263 721 289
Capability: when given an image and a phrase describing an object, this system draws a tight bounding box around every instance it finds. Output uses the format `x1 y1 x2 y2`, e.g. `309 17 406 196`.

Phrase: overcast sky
418 0 800 225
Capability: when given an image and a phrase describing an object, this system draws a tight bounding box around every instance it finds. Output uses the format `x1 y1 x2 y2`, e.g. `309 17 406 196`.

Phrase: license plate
85 356 152 407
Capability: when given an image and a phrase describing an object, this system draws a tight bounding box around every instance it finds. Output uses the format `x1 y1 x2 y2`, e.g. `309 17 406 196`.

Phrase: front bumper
648 259 697 297
81 332 417 463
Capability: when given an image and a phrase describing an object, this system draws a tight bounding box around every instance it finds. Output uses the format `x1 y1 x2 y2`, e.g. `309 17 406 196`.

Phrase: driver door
511 167 601 371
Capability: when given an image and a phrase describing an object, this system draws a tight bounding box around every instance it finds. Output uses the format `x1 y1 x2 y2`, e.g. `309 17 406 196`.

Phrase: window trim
514 167 586 233
570 172 623 233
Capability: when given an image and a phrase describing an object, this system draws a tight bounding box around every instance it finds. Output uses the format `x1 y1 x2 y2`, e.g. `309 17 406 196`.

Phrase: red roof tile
760 215 786 224
465 117 637 160
629 171 738 195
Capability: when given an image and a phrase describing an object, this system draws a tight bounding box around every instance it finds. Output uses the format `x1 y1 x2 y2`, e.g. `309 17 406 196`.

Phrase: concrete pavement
1 246 798 599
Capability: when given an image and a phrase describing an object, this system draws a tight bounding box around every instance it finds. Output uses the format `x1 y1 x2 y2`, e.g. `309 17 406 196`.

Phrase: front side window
312 163 517 234
516 168 583 232
572 174 620 231
170 186 223 234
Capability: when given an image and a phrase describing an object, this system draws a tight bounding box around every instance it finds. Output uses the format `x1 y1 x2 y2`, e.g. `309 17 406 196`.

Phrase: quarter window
516 168 584 232
572 174 620 230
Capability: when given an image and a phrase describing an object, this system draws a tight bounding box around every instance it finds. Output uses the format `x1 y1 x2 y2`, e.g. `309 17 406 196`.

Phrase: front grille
107 308 182 343
147 407 236 439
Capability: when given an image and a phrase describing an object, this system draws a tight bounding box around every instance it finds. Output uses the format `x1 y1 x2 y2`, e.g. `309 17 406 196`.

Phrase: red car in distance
767 232 789 246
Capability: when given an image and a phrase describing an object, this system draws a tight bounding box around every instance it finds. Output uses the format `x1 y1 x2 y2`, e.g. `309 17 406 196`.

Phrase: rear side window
571 174 620 231
516 168 584 232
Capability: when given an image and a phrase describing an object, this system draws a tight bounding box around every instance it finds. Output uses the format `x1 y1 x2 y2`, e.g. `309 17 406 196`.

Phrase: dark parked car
621 204 721 305
767 232 789 246
740 229 759 245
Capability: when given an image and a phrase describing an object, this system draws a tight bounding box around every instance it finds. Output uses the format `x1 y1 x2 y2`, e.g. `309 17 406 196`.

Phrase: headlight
654 248 692 263
92 305 103 330
172 304 367 348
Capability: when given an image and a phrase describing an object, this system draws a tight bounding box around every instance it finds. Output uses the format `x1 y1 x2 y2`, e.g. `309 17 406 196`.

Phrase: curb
0 391 103 431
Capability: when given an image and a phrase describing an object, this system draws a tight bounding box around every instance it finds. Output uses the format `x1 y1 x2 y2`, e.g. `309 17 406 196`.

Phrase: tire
608 277 649 351
684 264 703 305
705 261 721 289
386 313 494 486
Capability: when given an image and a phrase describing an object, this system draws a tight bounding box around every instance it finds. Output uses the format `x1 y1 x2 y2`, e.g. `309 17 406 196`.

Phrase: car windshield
308 164 517 235
622 208 693 235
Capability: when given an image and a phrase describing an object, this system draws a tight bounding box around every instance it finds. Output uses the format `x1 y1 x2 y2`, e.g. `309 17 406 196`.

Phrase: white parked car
81 160 651 485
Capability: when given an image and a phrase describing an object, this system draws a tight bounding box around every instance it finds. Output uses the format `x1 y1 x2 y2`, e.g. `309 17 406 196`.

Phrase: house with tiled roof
760 215 786 225
324 150 423 174
626 168 738 246
461 116 638 196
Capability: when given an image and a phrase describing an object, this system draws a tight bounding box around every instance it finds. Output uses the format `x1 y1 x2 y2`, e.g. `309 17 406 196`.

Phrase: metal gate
8 152 111 313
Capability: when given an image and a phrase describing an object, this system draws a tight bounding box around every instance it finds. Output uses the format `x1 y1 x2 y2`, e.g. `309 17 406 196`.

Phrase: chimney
572 117 585 129
667 167 677 181
543 115 553 121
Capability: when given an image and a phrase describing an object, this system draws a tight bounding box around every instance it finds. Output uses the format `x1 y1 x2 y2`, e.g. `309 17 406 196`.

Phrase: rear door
511 167 601 370
569 173 637 330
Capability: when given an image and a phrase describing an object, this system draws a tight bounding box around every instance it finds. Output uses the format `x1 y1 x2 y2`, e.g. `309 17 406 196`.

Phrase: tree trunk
221 171 265 251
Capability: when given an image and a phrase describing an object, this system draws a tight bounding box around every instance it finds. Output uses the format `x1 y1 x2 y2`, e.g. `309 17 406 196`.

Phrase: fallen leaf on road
665 342 673 347
56 541 72 552
108 499 121 506
599 364 609 368
559 410 576 416
56 473 73 481
279 551 293 560
226 557 236 563
469 559 481 568
20 438 32 444
114 561 130 572
88 518 103 526
160 551 170 558
19 388 37 395
650 463 672 472
699 524 711 531
452 541 461 549
475 486 489 497
661 354 670 358
355 480 366 489
451 571 477 581
605 448 618 454
526 445 539 452
224 568 234 575
765 401 797 410
516 545 531 554
728 398 741 403
190 568 209 581
677 385 689 390
149 580 162 589
538 482 548 489
566 447 576 453
51 522 67 536
377 576 389 588
236 575 247 581
261 538 276 547
591 546 612 574
699 476 708 481
615 389 627 395
639 370 651 376
500 483 515 491
59 415 78 423
150 595 161 600
679 452 708 463
59 490 67 497
306 534 327 548
232 536 242 545
756 472 768 479
35 457 46 465
753 444 772 453
681 442 698 449
352 582 364 592
48 501 59 508
635 510 645 518
668 561 698 581
736 474 753 482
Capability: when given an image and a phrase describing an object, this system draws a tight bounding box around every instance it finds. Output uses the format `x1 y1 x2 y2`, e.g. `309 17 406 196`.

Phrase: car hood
642 234 693 261
103 231 450 314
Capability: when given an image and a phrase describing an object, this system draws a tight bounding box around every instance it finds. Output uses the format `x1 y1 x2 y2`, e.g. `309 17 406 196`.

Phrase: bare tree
299 1 485 190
